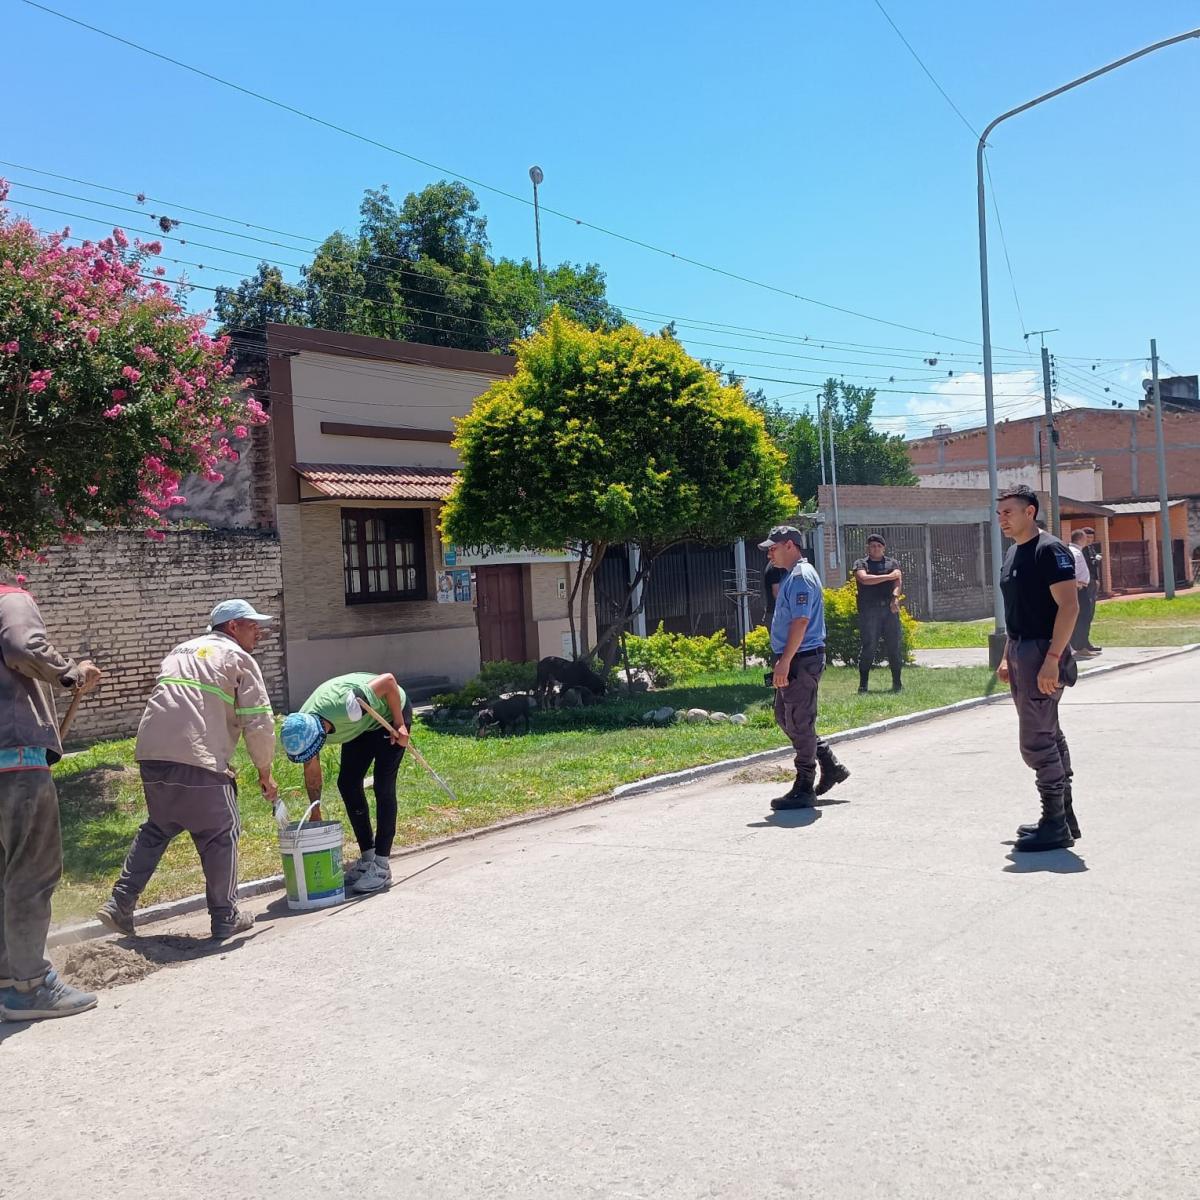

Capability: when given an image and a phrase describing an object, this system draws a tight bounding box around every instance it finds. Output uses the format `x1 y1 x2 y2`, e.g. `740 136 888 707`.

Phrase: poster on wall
435 570 474 603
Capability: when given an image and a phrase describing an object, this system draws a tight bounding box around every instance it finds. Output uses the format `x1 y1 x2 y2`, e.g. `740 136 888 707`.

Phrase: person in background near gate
280 672 411 895
0 582 103 1021
763 558 788 640
1067 532 1097 658
995 487 1081 852
760 526 849 809
97 601 278 941
853 534 904 694
1081 527 1102 653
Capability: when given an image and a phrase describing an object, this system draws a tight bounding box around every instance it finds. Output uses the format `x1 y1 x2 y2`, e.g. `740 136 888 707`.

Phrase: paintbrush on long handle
355 701 460 804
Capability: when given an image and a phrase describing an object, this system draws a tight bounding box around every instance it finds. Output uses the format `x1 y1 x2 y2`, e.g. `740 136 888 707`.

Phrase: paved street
2 652 1197 1198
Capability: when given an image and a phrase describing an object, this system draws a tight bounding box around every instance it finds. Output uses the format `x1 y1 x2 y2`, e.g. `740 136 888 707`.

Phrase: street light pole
1149 339 1176 599
976 25 1200 666
529 165 546 320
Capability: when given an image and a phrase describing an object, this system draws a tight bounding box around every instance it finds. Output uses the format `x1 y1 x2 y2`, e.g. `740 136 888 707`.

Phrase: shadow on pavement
747 809 823 830
1002 847 1088 874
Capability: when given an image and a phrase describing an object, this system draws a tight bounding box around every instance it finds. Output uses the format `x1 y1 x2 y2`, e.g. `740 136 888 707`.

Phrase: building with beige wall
262 324 582 706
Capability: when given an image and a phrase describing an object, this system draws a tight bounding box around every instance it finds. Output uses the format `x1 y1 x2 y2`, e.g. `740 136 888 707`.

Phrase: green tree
214 182 623 352
214 262 307 329
441 313 797 655
752 379 916 506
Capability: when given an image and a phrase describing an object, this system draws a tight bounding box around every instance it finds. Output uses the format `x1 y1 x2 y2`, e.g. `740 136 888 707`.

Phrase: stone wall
10 530 285 743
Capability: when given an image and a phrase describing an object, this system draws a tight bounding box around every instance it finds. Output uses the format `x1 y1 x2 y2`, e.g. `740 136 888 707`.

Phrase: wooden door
475 565 528 663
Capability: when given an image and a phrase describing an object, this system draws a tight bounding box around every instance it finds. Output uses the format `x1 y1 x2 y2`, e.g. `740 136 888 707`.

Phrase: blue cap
281 712 326 763
208 599 274 630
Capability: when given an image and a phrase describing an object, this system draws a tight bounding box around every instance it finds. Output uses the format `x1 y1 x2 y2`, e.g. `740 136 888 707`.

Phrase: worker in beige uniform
97 600 278 940
0 583 103 1022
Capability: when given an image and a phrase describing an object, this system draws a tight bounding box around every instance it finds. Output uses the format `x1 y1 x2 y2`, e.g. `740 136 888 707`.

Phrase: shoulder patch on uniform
1052 548 1073 570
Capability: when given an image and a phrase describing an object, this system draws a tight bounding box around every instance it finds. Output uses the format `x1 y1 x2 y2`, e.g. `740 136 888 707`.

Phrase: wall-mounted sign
442 543 579 568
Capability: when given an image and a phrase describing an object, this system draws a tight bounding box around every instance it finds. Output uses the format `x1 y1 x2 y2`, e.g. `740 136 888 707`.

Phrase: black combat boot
1017 780 1081 840
1013 787 1075 852
814 743 850 796
771 768 818 810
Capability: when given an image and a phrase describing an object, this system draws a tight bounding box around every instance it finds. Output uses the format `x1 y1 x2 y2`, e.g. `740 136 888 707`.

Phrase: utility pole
1040 346 1060 535
815 388 827 487
1150 339 1175 598
828 400 841 570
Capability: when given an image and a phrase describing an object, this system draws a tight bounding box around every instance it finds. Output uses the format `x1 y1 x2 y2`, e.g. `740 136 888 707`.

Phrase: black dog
475 694 533 737
534 656 607 709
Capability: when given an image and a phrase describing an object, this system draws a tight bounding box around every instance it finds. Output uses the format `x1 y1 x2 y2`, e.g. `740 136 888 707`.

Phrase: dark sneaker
1 970 98 1022
211 911 255 940
96 899 136 937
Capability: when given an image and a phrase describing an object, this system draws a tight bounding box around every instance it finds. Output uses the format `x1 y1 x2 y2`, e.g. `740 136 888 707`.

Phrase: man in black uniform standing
996 486 1081 852
853 535 904 693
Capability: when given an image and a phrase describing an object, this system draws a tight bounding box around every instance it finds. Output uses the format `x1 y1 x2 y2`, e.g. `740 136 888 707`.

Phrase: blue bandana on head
281 712 326 763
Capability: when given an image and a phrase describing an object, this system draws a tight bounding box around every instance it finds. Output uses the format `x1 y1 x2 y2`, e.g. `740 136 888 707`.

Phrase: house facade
258 324 582 706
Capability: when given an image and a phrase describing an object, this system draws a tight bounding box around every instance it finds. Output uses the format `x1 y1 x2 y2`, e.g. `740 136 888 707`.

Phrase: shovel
58 687 85 742
348 696 459 804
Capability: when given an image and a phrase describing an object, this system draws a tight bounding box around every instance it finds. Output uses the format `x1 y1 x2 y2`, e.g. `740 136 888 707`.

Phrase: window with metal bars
340 508 428 603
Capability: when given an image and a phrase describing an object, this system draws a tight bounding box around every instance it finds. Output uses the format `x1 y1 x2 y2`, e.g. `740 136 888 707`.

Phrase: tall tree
441 313 797 655
213 262 307 329
752 379 916 506
214 182 622 352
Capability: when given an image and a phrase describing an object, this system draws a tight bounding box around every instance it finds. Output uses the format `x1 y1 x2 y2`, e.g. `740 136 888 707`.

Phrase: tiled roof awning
295 463 458 502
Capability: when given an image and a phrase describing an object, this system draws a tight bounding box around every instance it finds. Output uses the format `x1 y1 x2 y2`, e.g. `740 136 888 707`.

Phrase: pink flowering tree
0 180 267 570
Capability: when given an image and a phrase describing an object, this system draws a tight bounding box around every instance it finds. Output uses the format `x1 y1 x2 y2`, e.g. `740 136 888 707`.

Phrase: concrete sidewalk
914 644 1176 670
2 654 1197 1198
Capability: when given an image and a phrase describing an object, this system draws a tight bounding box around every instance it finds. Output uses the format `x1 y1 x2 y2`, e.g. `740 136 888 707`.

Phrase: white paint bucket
279 802 345 911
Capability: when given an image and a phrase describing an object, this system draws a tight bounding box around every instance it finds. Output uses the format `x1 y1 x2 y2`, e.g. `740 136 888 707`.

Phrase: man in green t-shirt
281 672 411 894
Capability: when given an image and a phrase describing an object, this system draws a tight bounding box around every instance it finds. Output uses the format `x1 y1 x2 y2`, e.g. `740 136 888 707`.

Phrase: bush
624 623 741 685
822 581 918 666
744 625 772 663
430 659 538 710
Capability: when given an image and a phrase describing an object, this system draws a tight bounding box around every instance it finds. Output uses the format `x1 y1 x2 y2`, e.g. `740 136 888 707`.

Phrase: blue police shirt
770 560 826 654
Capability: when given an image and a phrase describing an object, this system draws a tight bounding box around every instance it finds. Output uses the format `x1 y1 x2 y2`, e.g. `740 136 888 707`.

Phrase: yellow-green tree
442 312 797 655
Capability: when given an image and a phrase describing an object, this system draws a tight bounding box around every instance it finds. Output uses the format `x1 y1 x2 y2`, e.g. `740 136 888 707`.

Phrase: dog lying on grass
475 694 534 737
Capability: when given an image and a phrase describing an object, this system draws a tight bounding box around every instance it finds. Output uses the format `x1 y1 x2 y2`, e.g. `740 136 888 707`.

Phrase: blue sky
6 0 1198 437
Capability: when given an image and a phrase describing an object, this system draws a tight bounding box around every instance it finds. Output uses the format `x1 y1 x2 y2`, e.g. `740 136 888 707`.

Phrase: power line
21 0 1041 350
868 0 1030 343
2 164 1072 365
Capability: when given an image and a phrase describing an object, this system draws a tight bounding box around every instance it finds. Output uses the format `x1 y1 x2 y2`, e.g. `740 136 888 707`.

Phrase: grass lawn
912 592 1200 650
52 664 995 924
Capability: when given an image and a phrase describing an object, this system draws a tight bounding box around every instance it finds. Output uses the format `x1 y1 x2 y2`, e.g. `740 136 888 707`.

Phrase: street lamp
529 165 546 320
976 26 1200 666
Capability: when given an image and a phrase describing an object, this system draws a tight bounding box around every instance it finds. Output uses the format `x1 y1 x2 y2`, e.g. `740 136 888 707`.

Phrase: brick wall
10 530 285 743
908 408 1200 501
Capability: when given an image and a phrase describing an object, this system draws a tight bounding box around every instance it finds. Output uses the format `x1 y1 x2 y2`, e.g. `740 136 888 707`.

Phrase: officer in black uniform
852 534 904 693
996 486 1081 852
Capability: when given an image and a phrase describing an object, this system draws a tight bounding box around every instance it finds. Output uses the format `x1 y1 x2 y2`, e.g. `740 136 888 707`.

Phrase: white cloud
872 370 1048 440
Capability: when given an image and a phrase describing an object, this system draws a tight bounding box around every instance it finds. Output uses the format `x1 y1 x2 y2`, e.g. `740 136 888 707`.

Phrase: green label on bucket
283 845 344 901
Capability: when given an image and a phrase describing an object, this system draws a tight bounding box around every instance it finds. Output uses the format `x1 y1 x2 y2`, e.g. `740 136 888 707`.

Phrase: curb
51 643 1197 947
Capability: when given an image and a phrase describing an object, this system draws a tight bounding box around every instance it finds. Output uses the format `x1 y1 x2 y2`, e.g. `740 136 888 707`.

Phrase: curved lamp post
976 27 1200 662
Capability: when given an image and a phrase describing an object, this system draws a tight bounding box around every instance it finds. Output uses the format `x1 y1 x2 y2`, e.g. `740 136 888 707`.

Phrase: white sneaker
350 857 391 895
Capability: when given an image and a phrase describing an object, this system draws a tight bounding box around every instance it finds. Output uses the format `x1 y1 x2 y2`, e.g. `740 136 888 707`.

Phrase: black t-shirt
1083 543 1100 584
763 565 787 615
1000 532 1077 638
853 555 900 608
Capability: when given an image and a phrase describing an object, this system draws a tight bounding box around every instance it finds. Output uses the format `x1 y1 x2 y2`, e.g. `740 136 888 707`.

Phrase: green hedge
745 581 919 667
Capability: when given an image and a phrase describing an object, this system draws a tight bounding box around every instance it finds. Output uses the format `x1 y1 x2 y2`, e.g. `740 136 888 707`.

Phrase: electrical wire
20 0 1048 350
